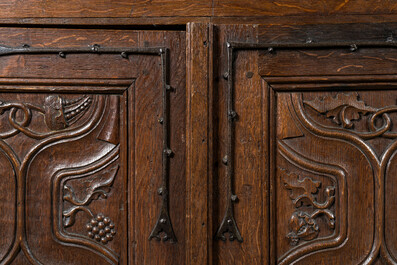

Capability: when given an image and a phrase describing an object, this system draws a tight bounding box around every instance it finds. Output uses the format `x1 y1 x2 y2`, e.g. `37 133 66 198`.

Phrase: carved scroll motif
304 92 397 139
280 168 336 246
0 95 92 140
290 92 397 264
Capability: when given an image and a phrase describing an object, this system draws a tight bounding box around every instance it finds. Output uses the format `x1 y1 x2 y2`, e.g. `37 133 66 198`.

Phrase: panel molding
277 141 347 265
52 144 120 264
223 36 397 264
0 42 176 265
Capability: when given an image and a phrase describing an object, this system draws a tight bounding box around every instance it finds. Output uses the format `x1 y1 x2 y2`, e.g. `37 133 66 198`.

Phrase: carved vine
0 95 92 139
304 92 397 140
62 165 119 245
280 168 335 246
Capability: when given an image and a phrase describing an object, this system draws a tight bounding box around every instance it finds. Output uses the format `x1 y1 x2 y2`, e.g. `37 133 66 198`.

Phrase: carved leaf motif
62 165 119 227
304 92 376 128
63 165 119 206
280 168 336 245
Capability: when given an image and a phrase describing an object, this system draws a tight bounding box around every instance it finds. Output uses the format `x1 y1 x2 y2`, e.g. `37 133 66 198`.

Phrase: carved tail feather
62 95 93 125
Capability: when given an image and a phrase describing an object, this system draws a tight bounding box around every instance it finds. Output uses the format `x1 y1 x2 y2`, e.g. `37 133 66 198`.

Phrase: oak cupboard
0 1 396 265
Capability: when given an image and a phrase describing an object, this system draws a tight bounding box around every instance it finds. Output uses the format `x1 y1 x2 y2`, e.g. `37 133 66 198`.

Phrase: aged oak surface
0 28 186 265
1 0 397 18
208 22 397 265
1 1 397 265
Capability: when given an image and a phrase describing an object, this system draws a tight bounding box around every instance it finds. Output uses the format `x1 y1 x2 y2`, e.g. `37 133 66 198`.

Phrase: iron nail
350 44 358 52
222 155 228 165
231 194 238 202
164 148 173 156
228 110 237 120
92 44 100 52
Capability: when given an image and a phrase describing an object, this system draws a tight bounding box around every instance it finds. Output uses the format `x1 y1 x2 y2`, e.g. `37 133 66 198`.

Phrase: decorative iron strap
0 43 177 244
215 42 243 242
215 38 397 243
148 48 178 243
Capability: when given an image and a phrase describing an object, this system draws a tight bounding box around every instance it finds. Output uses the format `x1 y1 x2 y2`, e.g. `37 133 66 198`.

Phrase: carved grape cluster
86 214 116 244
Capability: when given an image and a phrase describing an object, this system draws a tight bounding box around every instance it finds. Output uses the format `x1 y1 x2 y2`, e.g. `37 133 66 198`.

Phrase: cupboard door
0 28 186 265
212 23 397 265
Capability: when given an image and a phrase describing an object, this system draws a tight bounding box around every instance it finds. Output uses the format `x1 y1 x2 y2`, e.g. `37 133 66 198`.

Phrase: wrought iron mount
216 37 397 243
0 43 177 244
148 48 178 243
0 43 164 57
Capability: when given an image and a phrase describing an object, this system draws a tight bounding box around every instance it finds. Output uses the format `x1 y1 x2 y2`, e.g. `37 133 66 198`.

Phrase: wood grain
213 0 397 17
212 24 270 265
0 28 186 265
186 22 210 265
0 0 397 18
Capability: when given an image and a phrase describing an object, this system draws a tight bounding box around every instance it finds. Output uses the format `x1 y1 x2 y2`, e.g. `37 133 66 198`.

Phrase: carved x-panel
0 91 126 265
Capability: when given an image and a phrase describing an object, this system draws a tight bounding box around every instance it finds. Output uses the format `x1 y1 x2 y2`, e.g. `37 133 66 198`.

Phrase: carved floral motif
62 165 119 245
280 168 335 245
303 92 397 139
304 92 375 129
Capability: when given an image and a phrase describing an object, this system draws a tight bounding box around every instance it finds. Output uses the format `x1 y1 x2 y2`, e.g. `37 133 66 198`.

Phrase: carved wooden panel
0 28 186 265
0 92 127 265
274 90 370 264
212 24 269 265
212 23 397 265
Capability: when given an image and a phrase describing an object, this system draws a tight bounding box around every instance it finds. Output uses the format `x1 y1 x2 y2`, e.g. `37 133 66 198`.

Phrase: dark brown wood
186 22 211 265
129 30 186 265
2 2 397 265
210 22 397 265
212 0 397 17
212 24 270 265
0 0 396 18
0 28 186 265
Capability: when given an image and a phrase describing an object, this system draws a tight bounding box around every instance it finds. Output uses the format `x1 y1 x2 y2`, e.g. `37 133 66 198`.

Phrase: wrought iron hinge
215 43 243 243
216 37 397 244
0 43 177 244
148 48 177 243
